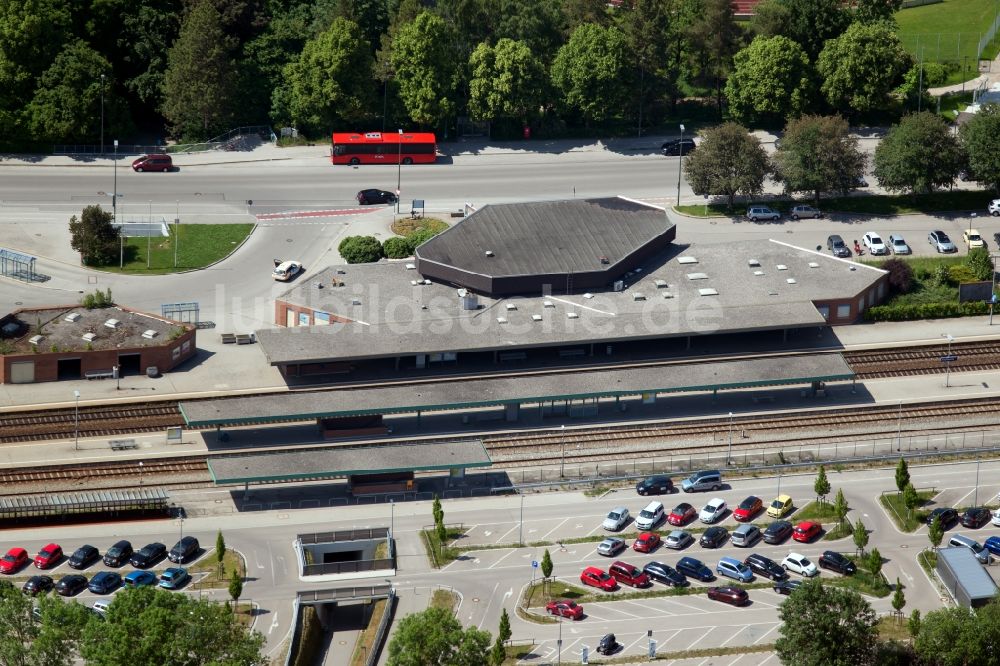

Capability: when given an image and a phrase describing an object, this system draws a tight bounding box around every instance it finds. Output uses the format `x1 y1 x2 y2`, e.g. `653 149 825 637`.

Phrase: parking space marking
492 524 521 545
680 627 714 651
753 623 781 644
586 603 645 620
656 597 711 614
621 599 674 617
487 550 518 569
622 633 648 655
539 518 571 542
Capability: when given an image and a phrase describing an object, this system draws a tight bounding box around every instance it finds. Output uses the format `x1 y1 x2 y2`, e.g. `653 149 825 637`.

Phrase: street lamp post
676 124 685 206
518 492 525 546
139 461 144 488
943 333 954 387
556 616 563 665
396 128 403 214
990 254 998 325
726 412 734 465
390 499 395 540
896 400 902 450
974 459 981 506
174 200 180 269
776 472 782 498
73 390 80 451
112 139 118 219
560 425 566 477
100 74 105 156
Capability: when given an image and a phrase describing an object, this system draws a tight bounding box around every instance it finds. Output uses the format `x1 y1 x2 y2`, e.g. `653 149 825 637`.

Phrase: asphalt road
2 458 998 664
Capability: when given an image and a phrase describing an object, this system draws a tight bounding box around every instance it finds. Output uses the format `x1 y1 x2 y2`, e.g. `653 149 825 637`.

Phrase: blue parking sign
531 560 539 568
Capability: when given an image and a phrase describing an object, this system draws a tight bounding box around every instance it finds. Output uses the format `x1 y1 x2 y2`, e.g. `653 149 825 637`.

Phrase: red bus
330 131 437 165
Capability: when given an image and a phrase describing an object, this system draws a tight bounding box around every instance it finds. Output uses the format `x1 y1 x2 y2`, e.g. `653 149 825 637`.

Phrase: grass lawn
420 527 466 568
823 522 853 541
938 91 975 122
861 255 969 307
793 501 839 522
880 490 937 532
430 589 459 612
349 598 388 666
896 0 999 83
390 216 448 237
675 189 990 218
100 223 253 275
824 557 892 597
877 614 913 642
189 548 246 588
918 549 937 575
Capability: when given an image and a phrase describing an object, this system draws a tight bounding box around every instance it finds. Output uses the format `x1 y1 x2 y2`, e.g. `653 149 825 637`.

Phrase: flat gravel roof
181 354 853 425
207 439 491 484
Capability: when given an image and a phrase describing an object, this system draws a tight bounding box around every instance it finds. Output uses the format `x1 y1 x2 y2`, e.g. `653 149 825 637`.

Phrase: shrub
407 228 439 249
383 236 413 259
81 288 114 309
337 236 384 264
948 264 977 284
864 300 989 321
881 258 914 294
965 247 994 281
933 264 951 287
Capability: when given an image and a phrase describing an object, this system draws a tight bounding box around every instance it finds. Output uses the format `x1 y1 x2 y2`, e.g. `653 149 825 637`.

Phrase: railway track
0 457 210 492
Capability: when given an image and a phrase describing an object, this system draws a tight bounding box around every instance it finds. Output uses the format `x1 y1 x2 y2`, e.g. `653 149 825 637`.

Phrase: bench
450 210 465 218
109 438 137 451
85 369 116 380
220 333 237 344
235 333 255 345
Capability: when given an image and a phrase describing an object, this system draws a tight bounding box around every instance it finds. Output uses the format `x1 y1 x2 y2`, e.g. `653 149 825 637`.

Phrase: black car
130 543 167 569
103 541 132 568
597 633 619 655
22 575 54 596
356 189 397 205
700 526 729 548
661 139 696 156
961 507 991 529
676 556 715 582
763 520 794 544
87 571 122 595
55 574 88 596
643 561 688 587
818 551 856 575
773 579 803 595
68 545 100 569
926 507 958 529
744 553 788 581
636 475 673 496
168 536 200 564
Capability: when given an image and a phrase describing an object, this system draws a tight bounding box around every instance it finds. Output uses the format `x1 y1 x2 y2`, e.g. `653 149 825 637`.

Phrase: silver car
888 235 911 255
929 230 957 253
602 507 630 532
746 206 780 222
789 205 822 220
597 537 626 557
664 530 693 550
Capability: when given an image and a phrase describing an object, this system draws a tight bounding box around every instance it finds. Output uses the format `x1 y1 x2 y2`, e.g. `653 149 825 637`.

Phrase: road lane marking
477 581 501 629
487 549 518 569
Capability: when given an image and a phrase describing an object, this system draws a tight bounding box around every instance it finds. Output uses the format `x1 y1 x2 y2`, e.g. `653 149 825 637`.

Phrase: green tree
774 580 878 666
391 11 460 128
902 482 920 516
498 608 511 644
891 578 905 622
852 517 869 555
960 103 1000 193
551 23 631 124
489 636 505 666
541 548 553 591
908 608 921 639
683 0 742 114
928 516 944 550
619 0 681 127
873 112 965 194
383 236 413 259
433 494 444 527
80 586 265 666
725 35 812 124
338 235 385 263
833 488 849 526
33 593 92 666
229 566 243 604
814 465 831 504
69 205 121 266
23 41 114 142
216 530 226 574
387 606 492 666
436 521 448 552
751 0 849 60
486 0 564 64
773 115 866 203
966 247 995 281
853 0 903 24
276 17 375 135
0 582 38 665
913 605 983 665
882 259 915 295
684 122 771 207
867 547 883 580
468 38 546 125
161 1 237 138
817 21 911 115
895 457 910 494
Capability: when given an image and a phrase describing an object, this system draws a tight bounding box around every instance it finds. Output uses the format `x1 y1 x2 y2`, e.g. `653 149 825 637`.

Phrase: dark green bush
864 300 990 321
383 236 413 259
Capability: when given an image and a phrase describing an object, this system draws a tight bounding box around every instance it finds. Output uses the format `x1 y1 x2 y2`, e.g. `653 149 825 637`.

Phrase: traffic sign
940 355 958 363
531 560 539 568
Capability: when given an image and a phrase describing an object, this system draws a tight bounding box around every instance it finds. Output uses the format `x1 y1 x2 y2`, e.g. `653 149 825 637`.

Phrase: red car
733 496 762 522
545 600 584 620
0 547 29 574
633 532 661 553
609 561 651 588
34 544 62 569
668 503 696 526
792 521 822 543
707 586 749 606
580 566 618 591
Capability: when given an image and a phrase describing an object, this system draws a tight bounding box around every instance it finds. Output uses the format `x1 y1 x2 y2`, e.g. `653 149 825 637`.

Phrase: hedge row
863 300 991 322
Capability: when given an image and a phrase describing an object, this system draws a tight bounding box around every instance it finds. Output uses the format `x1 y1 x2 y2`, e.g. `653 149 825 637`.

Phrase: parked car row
745 205 824 222
21 566 191 598
0 537 201 575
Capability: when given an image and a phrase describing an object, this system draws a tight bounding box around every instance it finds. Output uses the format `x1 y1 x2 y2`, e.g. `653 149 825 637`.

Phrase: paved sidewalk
929 52 1000 96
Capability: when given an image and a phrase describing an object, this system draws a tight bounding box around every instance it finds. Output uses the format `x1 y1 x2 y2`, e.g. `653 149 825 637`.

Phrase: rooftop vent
699 288 719 296
506 303 517 311
423 279 431 285
410 280 419 286
776 264 788 271
599 256 610 265
405 263 416 270
583 293 594 299
104 318 121 329
141 329 158 339
654 279 668 288
336 269 346 275
64 313 81 323
678 256 698 264
613 280 625 291
543 301 554 308
567 312 579 319
786 278 797 284
29 335 44 345
686 272 709 280
531 314 542 322
82 332 97 342
497 317 507 324
748 259 761 267
485 250 494 257
662 292 674 299
633 293 646 301
351 298 361 305
808 262 820 268
753 270 765 276
461 293 479 310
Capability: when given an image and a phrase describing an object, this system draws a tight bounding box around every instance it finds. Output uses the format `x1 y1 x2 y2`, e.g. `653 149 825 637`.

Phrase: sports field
896 0 1000 67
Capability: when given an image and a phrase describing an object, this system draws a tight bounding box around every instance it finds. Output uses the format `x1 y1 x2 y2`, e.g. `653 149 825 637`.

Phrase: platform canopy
0 488 169 519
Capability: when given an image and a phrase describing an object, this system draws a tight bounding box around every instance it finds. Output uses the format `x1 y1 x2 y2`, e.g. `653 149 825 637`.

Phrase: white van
272 260 302 281
635 501 665 530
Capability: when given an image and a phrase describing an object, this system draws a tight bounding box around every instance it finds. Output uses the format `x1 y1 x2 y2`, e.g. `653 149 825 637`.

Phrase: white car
665 530 693 550
862 232 888 256
635 501 665 530
888 235 911 255
782 552 819 577
272 260 303 281
699 498 728 524
992 509 1000 527
602 506 630 531
988 199 999 217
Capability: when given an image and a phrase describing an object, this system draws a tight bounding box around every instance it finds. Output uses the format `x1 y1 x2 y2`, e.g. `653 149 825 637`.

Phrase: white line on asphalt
538 518 570 542
952 487 977 507
681 627 715 651
493 523 521 544
718 625 749 647
659 597 710 614
477 581 501 629
621 599 674 616
622 633 648 654
590 603 645 619
753 623 781 644
488 550 518 569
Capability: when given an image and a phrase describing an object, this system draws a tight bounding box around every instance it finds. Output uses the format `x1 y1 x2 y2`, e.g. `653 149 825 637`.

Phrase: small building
936 547 999 609
0 305 196 384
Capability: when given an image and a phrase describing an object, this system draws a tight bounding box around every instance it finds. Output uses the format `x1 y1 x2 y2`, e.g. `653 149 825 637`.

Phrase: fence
979 9 1000 60
498 428 1000 487
302 558 394 577
365 589 396 666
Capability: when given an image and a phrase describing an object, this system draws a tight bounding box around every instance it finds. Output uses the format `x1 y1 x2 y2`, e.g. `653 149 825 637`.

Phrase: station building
262 197 888 380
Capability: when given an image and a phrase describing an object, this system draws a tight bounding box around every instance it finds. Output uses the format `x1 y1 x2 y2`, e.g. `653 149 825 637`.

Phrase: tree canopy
960 103 1000 193
69 205 120 266
873 111 965 194
683 122 771 207
551 23 631 123
725 36 812 124
391 11 460 128
774 580 878 666
817 20 911 114
386 607 492 666
468 38 546 123
773 115 866 203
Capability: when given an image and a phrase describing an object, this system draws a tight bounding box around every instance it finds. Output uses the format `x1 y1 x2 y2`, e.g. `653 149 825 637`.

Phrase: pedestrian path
928 52 1000 96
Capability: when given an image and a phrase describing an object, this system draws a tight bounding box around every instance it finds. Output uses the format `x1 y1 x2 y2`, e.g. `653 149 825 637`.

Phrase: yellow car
963 229 985 248
767 495 793 518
